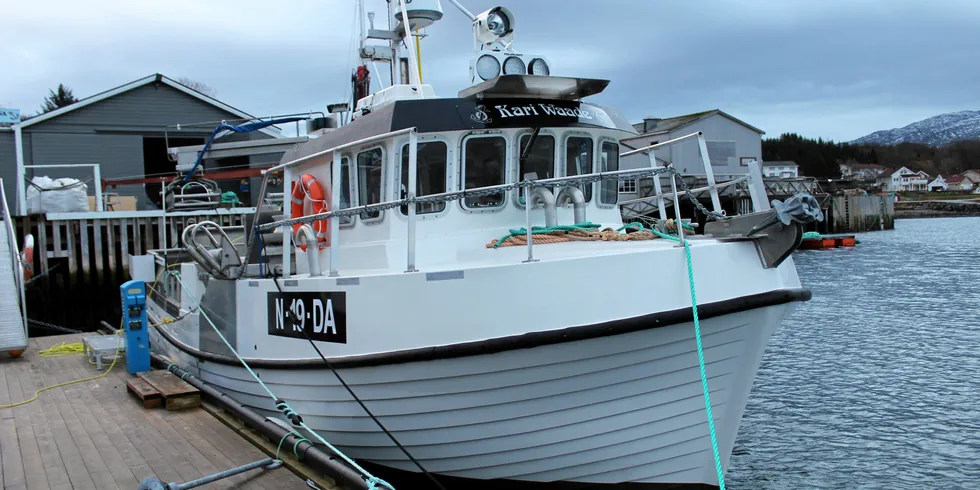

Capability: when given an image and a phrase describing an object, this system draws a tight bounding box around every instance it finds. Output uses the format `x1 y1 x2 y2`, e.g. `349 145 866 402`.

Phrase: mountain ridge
851 110 980 147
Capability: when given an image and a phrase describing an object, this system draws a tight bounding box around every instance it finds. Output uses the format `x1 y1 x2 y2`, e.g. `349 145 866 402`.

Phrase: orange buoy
289 174 331 252
8 349 25 358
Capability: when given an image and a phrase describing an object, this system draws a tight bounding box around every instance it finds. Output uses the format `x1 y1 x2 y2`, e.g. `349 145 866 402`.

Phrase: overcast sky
3 0 978 142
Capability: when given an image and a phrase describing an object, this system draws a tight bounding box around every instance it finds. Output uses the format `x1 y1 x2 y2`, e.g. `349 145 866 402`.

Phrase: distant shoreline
894 200 980 220
894 209 980 219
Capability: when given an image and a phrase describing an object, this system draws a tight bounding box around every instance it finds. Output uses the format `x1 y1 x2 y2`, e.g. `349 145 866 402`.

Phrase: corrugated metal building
617 109 765 202
0 74 282 214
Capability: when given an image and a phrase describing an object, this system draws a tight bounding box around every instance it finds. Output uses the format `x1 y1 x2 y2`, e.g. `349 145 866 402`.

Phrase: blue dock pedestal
121 280 151 374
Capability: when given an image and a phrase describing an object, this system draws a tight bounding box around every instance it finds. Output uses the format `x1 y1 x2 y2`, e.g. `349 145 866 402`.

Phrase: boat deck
0 334 319 490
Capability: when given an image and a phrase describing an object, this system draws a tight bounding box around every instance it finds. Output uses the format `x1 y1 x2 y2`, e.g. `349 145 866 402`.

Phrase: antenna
445 0 476 20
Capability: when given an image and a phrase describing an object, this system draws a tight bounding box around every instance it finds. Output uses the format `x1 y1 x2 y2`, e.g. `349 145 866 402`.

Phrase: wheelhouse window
518 133 555 201
400 141 448 215
463 136 506 209
357 148 384 220
339 157 353 225
599 141 619 205
564 136 593 202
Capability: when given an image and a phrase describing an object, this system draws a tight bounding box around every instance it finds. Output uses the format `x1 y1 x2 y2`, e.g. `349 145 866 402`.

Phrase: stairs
0 215 27 352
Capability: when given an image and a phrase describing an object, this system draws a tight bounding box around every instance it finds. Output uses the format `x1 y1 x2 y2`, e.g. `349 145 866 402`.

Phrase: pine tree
40 84 79 113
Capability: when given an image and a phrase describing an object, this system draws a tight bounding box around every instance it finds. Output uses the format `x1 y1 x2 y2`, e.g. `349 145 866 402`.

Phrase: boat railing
246 130 771 278
0 178 28 342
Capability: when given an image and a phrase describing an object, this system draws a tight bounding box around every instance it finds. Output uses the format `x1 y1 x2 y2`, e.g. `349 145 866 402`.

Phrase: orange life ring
21 234 34 281
290 174 331 252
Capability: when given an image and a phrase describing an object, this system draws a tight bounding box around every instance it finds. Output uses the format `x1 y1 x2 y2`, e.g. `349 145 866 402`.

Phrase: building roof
762 160 798 167
844 163 886 170
14 73 280 137
631 109 765 136
946 174 965 184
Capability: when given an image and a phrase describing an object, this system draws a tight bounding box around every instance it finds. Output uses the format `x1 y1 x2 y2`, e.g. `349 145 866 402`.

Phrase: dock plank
1 417 27 488
0 334 315 490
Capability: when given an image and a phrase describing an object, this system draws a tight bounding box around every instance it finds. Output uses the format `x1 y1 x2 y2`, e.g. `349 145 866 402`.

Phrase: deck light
529 58 550 76
474 7 515 47
503 56 526 75
476 54 501 80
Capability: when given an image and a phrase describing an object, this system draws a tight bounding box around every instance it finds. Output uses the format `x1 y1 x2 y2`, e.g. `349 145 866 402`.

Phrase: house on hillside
945 174 975 192
961 169 980 183
0 73 283 214
878 166 930 191
619 110 764 201
839 162 887 181
927 175 947 192
762 161 799 178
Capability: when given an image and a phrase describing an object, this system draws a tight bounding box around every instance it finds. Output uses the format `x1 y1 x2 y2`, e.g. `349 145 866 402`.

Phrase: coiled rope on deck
168 274 396 490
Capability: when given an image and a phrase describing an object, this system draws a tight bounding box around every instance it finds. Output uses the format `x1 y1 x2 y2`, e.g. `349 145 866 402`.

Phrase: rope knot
276 399 304 425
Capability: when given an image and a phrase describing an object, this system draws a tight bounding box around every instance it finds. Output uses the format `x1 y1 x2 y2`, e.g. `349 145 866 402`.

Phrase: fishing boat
137 1 822 487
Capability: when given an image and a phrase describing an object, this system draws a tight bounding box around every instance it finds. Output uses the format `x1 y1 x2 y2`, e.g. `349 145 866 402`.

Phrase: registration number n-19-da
267 291 347 344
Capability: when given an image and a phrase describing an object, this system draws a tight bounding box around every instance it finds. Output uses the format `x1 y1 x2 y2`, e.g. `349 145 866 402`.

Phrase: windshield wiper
519 126 542 174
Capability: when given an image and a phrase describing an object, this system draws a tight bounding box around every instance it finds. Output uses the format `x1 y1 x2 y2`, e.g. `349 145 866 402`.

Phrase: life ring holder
290 174 331 252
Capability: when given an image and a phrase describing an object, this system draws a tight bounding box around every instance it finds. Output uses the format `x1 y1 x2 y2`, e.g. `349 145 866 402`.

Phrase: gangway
0 179 28 354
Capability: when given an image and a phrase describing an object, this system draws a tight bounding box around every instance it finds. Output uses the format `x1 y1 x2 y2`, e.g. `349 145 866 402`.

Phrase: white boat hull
149 300 796 487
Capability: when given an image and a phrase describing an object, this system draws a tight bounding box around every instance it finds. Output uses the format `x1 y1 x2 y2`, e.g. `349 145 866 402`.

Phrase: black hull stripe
357 459 718 489
153 288 811 369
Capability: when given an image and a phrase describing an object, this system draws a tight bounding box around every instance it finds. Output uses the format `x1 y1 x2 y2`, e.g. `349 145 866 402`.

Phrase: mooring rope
633 223 728 489
169 274 395 490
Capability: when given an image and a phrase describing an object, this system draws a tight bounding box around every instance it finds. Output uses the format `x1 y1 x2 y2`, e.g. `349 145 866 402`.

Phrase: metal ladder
0 179 28 352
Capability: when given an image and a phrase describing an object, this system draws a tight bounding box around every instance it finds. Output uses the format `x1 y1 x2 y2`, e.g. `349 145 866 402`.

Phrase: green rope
642 225 727 489
802 231 822 240
275 431 312 460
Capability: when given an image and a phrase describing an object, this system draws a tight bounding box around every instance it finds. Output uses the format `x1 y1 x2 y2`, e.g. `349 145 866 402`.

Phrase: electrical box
120 280 151 374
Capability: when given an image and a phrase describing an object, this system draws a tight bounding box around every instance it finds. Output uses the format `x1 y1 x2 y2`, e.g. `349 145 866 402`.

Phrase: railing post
329 151 341 277
523 176 537 263
93 164 104 212
405 130 418 273
670 172 686 246
648 151 668 222
695 134 723 214
282 166 292 277
746 159 771 211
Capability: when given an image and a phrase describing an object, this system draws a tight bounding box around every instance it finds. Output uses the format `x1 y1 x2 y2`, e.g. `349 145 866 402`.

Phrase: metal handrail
619 131 703 157
265 127 418 173
619 176 749 206
0 178 28 340
258 165 677 232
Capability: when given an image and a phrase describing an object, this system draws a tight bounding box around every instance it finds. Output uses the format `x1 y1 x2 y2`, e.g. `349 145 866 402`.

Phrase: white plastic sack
25 176 90 214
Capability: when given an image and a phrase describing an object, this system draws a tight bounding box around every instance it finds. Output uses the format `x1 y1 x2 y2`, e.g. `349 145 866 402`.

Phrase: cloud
2 0 978 142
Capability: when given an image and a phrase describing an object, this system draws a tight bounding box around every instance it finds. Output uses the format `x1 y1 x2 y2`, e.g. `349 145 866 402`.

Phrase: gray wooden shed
0 74 281 214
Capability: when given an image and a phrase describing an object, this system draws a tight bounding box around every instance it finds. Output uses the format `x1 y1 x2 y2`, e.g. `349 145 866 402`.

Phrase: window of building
618 179 637 194
564 136 593 202
357 147 384 221
518 133 555 201
706 141 736 167
462 136 506 209
400 141 448 215
599 141 619 205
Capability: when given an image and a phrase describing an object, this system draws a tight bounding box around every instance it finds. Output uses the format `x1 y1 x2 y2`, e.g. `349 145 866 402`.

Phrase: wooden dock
0 334 325 490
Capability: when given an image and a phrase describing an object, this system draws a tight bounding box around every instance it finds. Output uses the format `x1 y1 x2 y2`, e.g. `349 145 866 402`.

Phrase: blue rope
170 274 395 490
640 225 728 489
181 117 306 183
